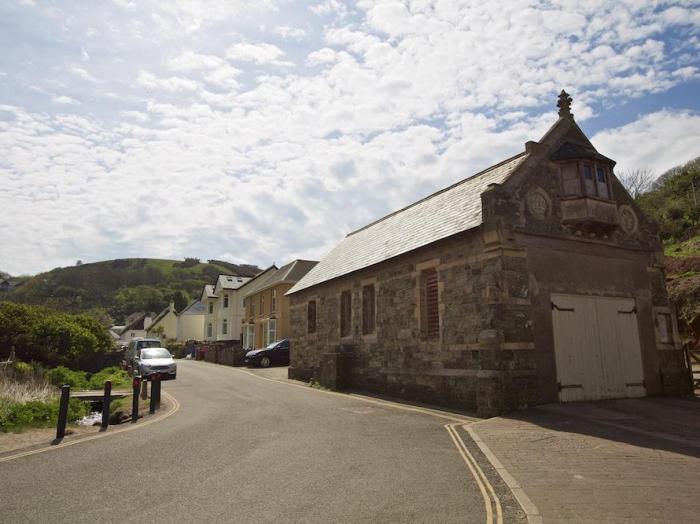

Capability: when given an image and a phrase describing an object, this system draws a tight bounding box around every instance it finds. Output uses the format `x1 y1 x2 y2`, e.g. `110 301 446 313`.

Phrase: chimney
169 300 175 313
143 315 153 330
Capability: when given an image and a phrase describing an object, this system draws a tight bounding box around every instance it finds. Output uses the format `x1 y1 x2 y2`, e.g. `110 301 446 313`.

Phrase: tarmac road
0 360 491 523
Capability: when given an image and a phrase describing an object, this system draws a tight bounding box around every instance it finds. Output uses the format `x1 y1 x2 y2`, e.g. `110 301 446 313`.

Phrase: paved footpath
0 360 516 523
466 398 700 523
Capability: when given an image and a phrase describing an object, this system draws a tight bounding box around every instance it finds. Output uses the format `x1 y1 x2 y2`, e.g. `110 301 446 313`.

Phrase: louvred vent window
362 284 376 335
307 300 316 334
340 290 352 338
422 269 439 338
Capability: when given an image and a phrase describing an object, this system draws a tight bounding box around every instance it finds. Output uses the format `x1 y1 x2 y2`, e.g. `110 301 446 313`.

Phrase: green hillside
5 258 260 324
636 156 700 342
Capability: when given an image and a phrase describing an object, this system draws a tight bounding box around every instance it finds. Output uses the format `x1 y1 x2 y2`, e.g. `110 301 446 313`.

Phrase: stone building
286 92 691 416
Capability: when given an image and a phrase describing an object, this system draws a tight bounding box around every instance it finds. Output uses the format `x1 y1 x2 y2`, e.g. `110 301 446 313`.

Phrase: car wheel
260 356 271 368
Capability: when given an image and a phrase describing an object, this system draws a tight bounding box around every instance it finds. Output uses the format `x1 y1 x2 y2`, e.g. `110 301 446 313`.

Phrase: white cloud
166 51 226 72
226 42 290 66
274 25 307 40
70 66 98 82
592 110 700 176
51 95 80 105
136 71 199 92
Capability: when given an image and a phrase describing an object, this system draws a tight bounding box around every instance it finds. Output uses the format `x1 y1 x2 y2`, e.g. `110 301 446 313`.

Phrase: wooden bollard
131 376 140 423
54 384 70 442
149 376 156 415
100 380 112 431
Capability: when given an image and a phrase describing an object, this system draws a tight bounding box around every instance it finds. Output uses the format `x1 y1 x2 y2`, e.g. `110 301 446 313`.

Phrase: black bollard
131 376 140 423
100 380 112 431
55 384 70 442
141 379 148 400
149 376 156 415
154 373 161 410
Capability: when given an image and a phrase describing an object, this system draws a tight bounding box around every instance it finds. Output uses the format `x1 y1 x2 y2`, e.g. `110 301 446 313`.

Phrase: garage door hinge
551 302 575 312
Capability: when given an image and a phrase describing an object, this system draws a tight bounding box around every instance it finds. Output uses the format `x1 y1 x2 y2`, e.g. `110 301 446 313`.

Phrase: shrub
0 397 89 433
12 361 32 377
87 366 130 389
47 366 88 389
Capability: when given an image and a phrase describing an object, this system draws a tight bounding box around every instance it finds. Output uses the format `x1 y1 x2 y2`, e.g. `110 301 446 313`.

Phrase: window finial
557 90 573 117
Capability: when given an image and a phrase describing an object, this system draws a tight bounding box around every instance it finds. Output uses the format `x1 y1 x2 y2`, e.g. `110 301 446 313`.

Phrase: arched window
207 323 213 338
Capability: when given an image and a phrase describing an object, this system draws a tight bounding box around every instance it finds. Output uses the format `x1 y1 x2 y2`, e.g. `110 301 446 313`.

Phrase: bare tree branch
619 168 654 199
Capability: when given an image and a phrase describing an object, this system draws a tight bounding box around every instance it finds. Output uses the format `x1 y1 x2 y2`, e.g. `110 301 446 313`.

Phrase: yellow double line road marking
445 423 503 524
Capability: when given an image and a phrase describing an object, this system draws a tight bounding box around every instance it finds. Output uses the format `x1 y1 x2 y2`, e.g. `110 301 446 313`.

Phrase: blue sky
1 0 699 276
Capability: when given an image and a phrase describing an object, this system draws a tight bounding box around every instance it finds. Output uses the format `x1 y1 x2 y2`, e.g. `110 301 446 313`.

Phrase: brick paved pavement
468 398 700 523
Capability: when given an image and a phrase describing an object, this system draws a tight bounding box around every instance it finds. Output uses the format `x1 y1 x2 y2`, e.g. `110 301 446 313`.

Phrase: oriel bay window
420 269 440 338
340 290 352 338
559 161 612 200
362 284 376 335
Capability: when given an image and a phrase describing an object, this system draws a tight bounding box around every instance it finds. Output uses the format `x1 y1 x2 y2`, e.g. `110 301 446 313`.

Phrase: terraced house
241 260 317 350
287 92 692 416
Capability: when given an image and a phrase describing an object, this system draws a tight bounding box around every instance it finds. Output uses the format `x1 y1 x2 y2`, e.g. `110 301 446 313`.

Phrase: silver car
136 347 177 380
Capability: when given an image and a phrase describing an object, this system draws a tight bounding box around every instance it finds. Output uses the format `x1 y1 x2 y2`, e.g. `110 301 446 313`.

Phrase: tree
619 168 654 199
76 260 82 266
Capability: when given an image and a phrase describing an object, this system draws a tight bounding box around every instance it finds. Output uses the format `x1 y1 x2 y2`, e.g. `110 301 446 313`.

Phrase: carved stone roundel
526 189 549 218
619 205 638 234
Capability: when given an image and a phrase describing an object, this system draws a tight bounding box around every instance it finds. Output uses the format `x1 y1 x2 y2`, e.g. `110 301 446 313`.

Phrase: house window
251 301 255 318
222 319 228 335
596 167 610 199
223 294 229 308
307 300 317 334
340 290 352 338
265 319 277 346
272 289 277 312
362 284 376 335
421 269 440 338
244 324 255 348
207 323 213 338
561 163 580 196
656 312 673 343
260 294 264 314
582 163 595 196
208 301 213 314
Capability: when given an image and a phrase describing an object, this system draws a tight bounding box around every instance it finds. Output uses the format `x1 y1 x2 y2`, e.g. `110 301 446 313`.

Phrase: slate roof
180 300 205 316
202 285 217 299
288 152 528 295
245 260 318 297
238 265 279 298
217 274 252 291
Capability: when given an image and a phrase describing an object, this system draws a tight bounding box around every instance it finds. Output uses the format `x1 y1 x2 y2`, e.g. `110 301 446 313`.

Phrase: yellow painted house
241 260 317 349
146 301 178 342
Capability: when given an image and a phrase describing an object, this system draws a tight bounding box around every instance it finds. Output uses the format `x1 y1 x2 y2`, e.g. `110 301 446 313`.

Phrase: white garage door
551 294 645 402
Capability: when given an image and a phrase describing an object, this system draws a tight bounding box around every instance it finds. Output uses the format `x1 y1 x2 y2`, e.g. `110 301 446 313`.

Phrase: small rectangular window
656 313 673 343
207 323 213 338
260 295 264 314
307 300 317 334
267 319 277 345
421 269 439 338
223 294 229 308
272 289 277 312
582 164 596 196
222 319 228 335
340 290 352 338
208 302 213 314
596 167 610 199
362 284 376 335
561 163 581 196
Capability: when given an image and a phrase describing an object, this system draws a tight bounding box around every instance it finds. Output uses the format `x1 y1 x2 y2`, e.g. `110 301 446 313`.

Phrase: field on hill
3 258 260 324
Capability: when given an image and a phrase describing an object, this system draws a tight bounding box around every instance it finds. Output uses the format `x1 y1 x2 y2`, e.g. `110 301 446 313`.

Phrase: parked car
123 337 162 372
243 339 290 368
135 347 177 380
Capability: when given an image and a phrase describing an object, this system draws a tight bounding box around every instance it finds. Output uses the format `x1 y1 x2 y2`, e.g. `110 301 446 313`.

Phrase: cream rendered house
177 300 205 342
212 274 252 341
146 301 178 342
201 284 218 341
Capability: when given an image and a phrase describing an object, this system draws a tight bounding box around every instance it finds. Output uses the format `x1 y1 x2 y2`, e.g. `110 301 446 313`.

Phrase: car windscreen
137 340 161 350
266 341 280 349
140 348 171 359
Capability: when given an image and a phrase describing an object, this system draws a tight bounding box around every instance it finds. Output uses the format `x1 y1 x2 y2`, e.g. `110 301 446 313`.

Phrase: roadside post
153 373 161 410
100 380 112 431
149 376 156 415
131 376 141 423
141 379 148 400
54 384 70 442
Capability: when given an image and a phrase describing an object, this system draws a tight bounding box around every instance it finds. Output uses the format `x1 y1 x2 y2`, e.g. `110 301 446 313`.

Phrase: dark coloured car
243 339 290 368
